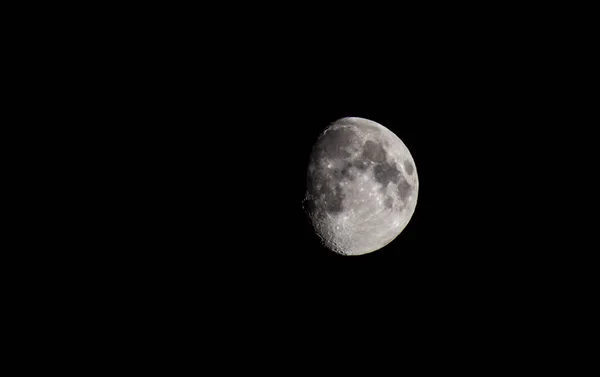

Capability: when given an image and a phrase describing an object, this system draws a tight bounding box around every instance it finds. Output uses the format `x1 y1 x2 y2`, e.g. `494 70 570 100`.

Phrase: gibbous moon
304 117 418 256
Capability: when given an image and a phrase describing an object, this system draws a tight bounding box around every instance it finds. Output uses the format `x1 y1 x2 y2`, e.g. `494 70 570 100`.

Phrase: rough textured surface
305 117 419 256
362 140 387 162
313 128 357 160
404 160 414 175
373 162 401 186
397 177 412 201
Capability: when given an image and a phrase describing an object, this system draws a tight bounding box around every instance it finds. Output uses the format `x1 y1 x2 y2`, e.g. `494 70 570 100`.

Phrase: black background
14 4 593 366
137 43 548 311
127 57 573 350
2 3 594 370
80 8 593 353
127 25 564 287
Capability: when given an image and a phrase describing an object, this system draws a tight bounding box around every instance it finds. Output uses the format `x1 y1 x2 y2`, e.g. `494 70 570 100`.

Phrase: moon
304 117 419 256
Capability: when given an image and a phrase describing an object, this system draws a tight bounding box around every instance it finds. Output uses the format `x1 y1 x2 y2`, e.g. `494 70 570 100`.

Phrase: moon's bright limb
305 117 418 256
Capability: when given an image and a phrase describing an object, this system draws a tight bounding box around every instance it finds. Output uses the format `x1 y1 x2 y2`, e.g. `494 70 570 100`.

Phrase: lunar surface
304 117 418 256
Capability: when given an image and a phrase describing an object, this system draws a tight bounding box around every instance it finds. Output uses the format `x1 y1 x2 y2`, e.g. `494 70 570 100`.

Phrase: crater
384 196 394 209
350 158 369 171
404 160 414 175
397 176 412 201
324 184 345 213
362 140 387 163
306 170 346 215
373 162 401 186
314 127 356 160
332 163 355 181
